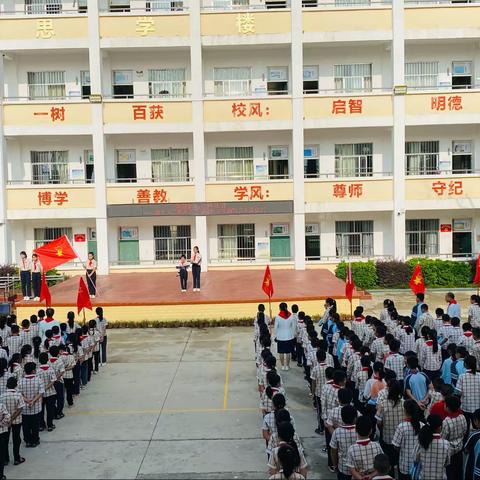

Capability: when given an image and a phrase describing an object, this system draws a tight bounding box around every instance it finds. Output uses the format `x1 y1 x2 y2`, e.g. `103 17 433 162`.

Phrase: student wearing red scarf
274 303 297 371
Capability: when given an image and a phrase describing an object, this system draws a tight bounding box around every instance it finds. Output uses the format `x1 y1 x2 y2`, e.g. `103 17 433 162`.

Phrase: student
446 292 461 320
19 251 32 301
0 398 10 479
29 315 40 340
268 443 305 480
59 343 75 406
51 325 62 347
449 317 463 346
65 311 80 335
345 415 383 479
442 395 467 480
404 356 431 410
38 308 60 340
20 319 33 348
420 329 442 380
330 405 358 480
434 308 445 331
468 295 480 329
326 388 354 433
85 251 97 298
30 253 42 302
190 246 202 292
430 383 454 420
0 376 25 466
262 394 289 446
319 298 337 340
69 333 83 396
413 414 450 480
176 255 189 292
6 325 23 358
18 362 44 448
416 303 434 332
31 337 42 366
371 454 393 480
371 325 389 363
20 345 34 367
459 322 475 352
311 349 328 434
88 319 101 373
261 371 286 416
363 362 386 410
48 345 65 420
392 399 423 480
94 307 108 364
385 339 404 383
457 355 480 429
8 354 23 382
274 303 296 371
294 311 306 367
0 318 10 344
411 292 425 329
441 344 458 386
464 408 480 480
37 352 57 432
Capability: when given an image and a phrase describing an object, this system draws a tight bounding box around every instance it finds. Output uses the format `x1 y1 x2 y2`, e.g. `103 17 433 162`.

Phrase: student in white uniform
85 252 97 299
31 253 43 302
19 251 31 301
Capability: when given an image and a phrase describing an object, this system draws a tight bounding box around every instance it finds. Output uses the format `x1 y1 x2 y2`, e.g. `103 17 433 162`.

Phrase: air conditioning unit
271 223 289 236
305 223 319 235
453 142 472 154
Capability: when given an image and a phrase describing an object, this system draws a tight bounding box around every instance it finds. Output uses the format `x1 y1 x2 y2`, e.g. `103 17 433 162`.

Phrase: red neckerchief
342 425 356 430
403 418 412 423
24 374 35 379
33 260 38 272
432 433 441 439
88 260 93 268
449 300 458 305
332 383 341 389
39 365 49 371
446 410 463 418
53 335 61 340
79 335 87 341
361 367 369 372
61 352 69 357
356 439 370 446
326 380 334 384
49 357 58 364
354 316 365 322
22 329 30 333
278 311 291 319
319 362 327 367
373 373 381 380
45 317 55 323
464 332 473 337
426 340 433 346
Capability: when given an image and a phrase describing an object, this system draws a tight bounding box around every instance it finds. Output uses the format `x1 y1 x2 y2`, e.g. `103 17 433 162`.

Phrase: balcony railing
301 0 391 8
305 171 393 179
106 177 193 183
100 1 189 13
0 0 86 15
201 0 290 11
7 178 94 186
207 174 293 182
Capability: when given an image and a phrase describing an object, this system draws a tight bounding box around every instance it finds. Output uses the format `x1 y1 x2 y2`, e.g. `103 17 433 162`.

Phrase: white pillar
392 0 406 261
88 0 109 274
291 1 305 270
190 2 208 270
0 53 8 265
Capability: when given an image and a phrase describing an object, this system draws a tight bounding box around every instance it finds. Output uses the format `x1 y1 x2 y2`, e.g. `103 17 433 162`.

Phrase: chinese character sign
236 13 255 34
332 99 363 115
332 183 364 199
431 95 463 111
38 191 69 207
36 19 55 39
432 180 463 197
233 185 270 201
136 189 168 204
231 102 270 119
132 104 165 121
136 17 156 37
33 106 66 123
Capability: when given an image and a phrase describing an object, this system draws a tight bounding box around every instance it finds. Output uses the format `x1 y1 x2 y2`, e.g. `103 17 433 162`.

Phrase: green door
119 240 139 264
270 236 290 261
87 241 97 258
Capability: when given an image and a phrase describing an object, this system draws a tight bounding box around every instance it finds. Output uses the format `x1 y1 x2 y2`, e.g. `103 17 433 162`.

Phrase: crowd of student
254 293 480 480
0 306 108 480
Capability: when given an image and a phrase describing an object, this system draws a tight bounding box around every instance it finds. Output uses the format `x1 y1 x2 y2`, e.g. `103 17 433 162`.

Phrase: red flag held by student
409 263 425 295
345 262 355 303
76 277 92 314
33 235 77 272
474 254 480 285
262 265 274 299
39 272 51 307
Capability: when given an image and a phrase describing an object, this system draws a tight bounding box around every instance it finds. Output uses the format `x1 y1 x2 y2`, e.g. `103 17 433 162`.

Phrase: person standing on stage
177 255 189 292
31 253 42 302
19 251 31 301
85 252 97 299
191 246 202 292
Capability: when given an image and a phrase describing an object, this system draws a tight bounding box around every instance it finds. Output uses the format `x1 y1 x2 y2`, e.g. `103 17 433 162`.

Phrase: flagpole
66 236 98 296
82 308 86 326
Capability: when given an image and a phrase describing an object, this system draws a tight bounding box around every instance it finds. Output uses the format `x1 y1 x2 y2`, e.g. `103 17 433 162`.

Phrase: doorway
452 219 472 257
270 236 290 261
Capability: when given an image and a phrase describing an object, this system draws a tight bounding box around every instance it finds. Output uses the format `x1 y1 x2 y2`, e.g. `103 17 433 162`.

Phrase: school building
1 0 480 275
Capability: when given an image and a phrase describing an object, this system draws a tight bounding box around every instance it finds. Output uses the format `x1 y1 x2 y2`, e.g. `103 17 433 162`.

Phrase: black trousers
314 395 324 431
54 382 64 416
101 336 107 363
41 395 56 428
22 414 39 445
295 343 305 366
192 264 201 289
73 362 81 394
94 351 100 372
337 472 352 480
4 424 22 462
325 429 333 467
179 270 188 290
87 357 93 381
31 272 41 298
86 270 96 295
0 431 7 476
64 378 74 406
447 451 464 480
20 271 31 297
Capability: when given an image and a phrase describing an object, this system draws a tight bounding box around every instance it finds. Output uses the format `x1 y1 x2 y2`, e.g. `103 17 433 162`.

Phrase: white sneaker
197 288 201 292
23 296 29 301
34 297 40 301
181 289 186 293
91 295 95 299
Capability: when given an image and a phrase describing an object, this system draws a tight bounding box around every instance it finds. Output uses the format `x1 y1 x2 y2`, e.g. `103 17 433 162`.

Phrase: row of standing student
254 295 480 480
0 306 108 480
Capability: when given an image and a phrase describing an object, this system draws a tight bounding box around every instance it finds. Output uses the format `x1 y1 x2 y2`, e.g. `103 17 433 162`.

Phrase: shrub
0 265 17 277
407 258 471 288
376 260 411 288
335 261 378 290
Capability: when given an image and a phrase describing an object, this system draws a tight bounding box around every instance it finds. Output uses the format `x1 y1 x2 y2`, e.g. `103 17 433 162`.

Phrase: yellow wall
406 92 480 116
0 16 87 41
304 95 392 120
201 11 291 36
103 101 192 124
106 185 196 205
303 9 392 33
204 98 292 123
305 179 393 203
406 176 480 201
99 14 190 38
7 187 96 210
405 6 480 30
3 102 91 126
206 181 293 202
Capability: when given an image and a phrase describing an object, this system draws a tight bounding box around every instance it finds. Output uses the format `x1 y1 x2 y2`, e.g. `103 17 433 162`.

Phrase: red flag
33 235 77 273
262 265 274 298
39 272 51 307
409 263 425 295
345 262 355 303
76 277 92 314
474 254 480 285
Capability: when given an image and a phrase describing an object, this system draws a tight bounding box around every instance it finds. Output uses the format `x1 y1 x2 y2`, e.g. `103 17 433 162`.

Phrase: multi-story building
1 0 479 275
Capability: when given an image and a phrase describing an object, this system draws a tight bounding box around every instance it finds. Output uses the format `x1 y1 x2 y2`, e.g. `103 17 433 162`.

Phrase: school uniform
385 352 404 381
85 258 97 296
262 412 296 456
260 386 287 414
176 260 189 291
459 331 475 353
0 403 11 477
457 371 480 427
191 252 202 290
419 341 442 379
464 428 480 480
392 419 422 480
72 345 84 395
18 374 44 446
90 329 101 372
330 424 357 479
6 335 23 358
37 364 57 429
49 356 65 417
31 258 42 299
20 328 34 348
268 441 307 473
29 323 40 340
79 335 92 385
413 433 450 480
321 381 341 468
404 369 431 403
442 412 467 479
398 328 416 355
371 338 389 363
468 304 480 329
19 257 31 299
376 397 403 469
345 439 383 478
0 388 25 463
95 316 108 364
61 351 75 406
416 312 434 332
9 364 23 382
311 362 328 431
439 323 456 353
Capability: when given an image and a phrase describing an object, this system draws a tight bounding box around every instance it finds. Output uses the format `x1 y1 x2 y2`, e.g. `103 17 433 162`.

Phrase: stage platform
15 269 369 323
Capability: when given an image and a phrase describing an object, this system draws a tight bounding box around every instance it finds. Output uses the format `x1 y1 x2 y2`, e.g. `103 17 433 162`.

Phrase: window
31 151 68 184
335 220 374 258
214 67 252 97
335 143 373 177
304 145 319 178
452 61 472 89
452 141 472 173
152 148 189 182
116 150 137 183
34 228 73 249
335 0 370 5
149 69 186 98
303 66 319 94
213 0 250 9
216 146 254 180
154 225 191 261
267 67 288 95
266 0 287 8
81 71 91 99
218 224 255 260
112 70 133 98
147 0 184 11
25 0 62 14
302 0 318 7
27 71 65 99
405 62 438 89
269 146 289 179
334 64 372 92
84 150 94 183
109 0 130 12
406 219 439 256
405 141 439 175
305 224 320 259
78 0 88 13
